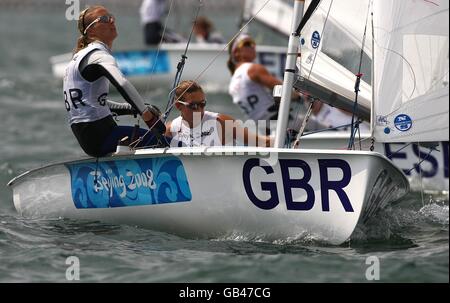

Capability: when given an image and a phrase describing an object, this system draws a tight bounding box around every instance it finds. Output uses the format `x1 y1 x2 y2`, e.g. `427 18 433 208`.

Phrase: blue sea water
0 4 448 284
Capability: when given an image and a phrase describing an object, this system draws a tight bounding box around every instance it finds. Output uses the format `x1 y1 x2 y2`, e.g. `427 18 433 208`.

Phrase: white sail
299 0 372 110
244 0 293 36
247 0 374 113
372 0 449 142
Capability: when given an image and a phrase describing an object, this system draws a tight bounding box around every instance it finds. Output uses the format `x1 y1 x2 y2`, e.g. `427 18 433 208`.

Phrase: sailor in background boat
310 102 369 132
166 80 273 147
228 35 307 135
140 0 185 45
64 6 166 158
192 16 225 44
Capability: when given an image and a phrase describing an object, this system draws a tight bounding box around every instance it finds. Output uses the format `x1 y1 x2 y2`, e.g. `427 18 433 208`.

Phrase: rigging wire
305 0 333 81
347 0 371 150
143 0 177 100
295 0 322 36
163 0 204 122
291 0 332 146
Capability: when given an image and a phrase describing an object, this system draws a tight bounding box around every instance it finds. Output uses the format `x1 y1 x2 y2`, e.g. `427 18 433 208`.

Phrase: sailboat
249 0 449 193
7 0 410 245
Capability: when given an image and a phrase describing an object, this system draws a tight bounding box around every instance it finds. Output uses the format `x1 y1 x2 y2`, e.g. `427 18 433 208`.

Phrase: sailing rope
129 0 203 149
347 0 371 150
406 144 440 176
163 0 204 122
370 0 419 121
419 142 426 207
129 0 274 150
143 0 177 100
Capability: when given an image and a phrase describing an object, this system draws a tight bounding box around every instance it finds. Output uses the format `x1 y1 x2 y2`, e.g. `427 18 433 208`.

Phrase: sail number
242 158 354 212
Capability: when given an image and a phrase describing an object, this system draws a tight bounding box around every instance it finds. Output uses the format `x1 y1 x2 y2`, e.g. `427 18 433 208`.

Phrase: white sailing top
140 0 166 24
314 104 369 131
169 111 222 147
63 41 148 125
63 42 111 124
229 63 277 122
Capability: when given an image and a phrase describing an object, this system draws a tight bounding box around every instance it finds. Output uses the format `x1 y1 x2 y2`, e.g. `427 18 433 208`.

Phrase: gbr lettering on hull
242 158 354 212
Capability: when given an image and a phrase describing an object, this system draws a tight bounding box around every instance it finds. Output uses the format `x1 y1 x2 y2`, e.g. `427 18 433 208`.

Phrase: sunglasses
84 15 115 34
177 100 207 110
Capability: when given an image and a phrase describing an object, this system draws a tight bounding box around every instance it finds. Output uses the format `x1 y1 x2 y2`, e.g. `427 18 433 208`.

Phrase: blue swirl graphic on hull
66 157 191 208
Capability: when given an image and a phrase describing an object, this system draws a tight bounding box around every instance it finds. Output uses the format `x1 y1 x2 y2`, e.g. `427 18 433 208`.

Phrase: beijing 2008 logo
394 114 412 132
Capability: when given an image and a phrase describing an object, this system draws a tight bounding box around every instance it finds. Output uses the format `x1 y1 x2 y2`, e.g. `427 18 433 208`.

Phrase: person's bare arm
217 114 272 147
164 121 172 138
248 63 301 100
247 63 281 89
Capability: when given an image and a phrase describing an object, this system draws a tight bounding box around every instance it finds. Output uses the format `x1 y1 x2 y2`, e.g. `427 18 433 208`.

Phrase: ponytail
74 35 94 54
227 57 236 75
227 40 236 75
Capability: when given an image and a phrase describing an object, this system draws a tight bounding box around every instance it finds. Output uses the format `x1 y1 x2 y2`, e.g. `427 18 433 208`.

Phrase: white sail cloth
372 0 449 142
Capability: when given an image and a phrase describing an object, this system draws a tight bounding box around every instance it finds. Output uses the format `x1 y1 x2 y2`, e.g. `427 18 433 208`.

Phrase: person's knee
144 22 162 45
145 33 161 45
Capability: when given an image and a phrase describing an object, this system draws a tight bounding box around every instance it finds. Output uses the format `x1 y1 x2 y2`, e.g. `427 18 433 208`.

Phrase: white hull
298 133 449 193
50 44 288 92
8 147 408 245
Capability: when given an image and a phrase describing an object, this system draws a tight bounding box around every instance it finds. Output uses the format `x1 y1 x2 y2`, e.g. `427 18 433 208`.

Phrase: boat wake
350 194 449 246
211 229 340 247
419 202 449 226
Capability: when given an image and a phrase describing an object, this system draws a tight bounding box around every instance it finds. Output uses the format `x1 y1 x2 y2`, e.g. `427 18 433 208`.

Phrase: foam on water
419 202 449 225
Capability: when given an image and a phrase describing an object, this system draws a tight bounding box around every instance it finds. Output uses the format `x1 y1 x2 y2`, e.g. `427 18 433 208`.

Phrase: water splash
419 202 449 225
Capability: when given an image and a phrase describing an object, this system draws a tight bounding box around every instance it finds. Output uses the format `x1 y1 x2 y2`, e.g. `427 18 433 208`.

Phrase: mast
274 0 305 147
370 1 375 139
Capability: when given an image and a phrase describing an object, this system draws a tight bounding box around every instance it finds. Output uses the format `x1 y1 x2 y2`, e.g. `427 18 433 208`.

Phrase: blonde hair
73 6 104 54
175 80 204 101
227 35 254 75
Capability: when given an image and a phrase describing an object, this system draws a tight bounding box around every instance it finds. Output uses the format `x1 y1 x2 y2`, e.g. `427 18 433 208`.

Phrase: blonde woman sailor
227 34 307 136
64 5 166 157
166 80 272 147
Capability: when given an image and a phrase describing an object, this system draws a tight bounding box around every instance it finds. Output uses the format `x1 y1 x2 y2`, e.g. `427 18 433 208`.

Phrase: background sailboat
50 43 288 92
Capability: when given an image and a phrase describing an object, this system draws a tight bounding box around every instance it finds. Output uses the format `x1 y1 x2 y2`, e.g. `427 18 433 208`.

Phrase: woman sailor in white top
228 35 367 135
228 35 310 136
166 80 272 147
64 6 166 157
